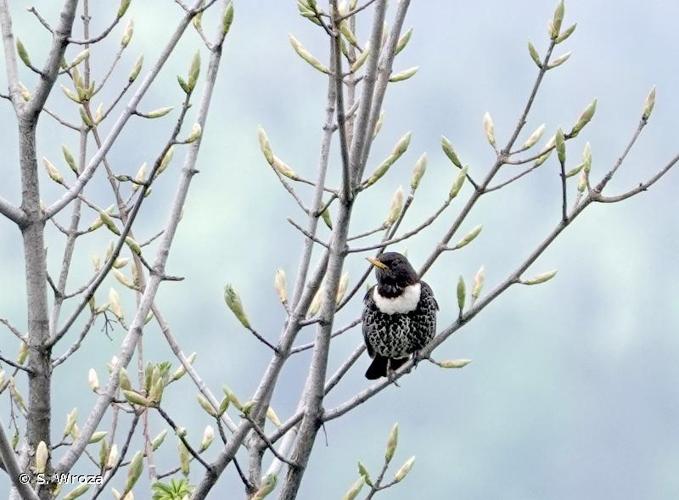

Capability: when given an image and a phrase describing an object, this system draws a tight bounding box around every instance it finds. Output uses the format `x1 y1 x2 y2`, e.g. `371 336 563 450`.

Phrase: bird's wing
362 285 377 358
421 281 439 310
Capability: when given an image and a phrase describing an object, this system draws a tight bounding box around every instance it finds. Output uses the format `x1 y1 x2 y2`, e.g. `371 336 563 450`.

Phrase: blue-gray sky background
1 1 679 498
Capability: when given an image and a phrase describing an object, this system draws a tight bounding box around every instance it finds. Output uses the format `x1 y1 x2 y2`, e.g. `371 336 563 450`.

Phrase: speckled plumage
363 281 438 360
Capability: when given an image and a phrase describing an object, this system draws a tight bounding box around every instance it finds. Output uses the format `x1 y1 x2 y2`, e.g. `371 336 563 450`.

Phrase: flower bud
555 128 566 164
188 51 201 91
521 123 545 150
550 0 565 39
547 51 571 69
527 42 541 68
307 287 323 317
145 106 173 118
88 368 99 391
342 477 365 500
642 85 656 121
570 99 597 137
384 186 404 227
350 44 370 73
62 146 78 174
274 268 287 304
439 359 472 369
35 441 48 473
63 408 77 438
395 28 413 55
289 34 330 74
394 456 415 482
452 225 482 250
272 156 298 179
200 425 215 451
372 112 384 139
121 19 134 48
266 406 282 427
43 157 64 184
197 394 218 417
224 284 251 329
556 23 577 44
441 136 463 168
520 269 558 285
389 66 418 83
63 484 90 500
186 123 202 143
151 429 167 451
70 49 90 68
17 341 28 364
336 273 349 305
385 423 398 462
16 39 30 67
471 266 485 304
124 451 143 494
125 237 142 255
88 431 107 444
257 126 274 165
449 166 468 200
170 352 196 382
108 288 123 320
582 142 592 173
252 473 277 500
457 276 466 313
117 0 131 18
482 112 496 148
123 390 150 407
222 2 235 36
410 153 427 192
156 146 174 176
128 54 143 82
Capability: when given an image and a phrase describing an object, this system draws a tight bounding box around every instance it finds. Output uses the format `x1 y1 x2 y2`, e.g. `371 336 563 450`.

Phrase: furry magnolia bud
224 284 251 329
394 456 416 482
482 112 496 148
457 276 466 313
385 423 398 462
520 269 558 285
384 186 404 227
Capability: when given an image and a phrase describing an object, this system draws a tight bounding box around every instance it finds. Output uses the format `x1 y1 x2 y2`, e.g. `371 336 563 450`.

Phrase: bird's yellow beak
366 257 388 270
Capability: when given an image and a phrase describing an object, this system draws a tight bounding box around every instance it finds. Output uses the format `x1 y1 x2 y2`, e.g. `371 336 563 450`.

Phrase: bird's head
366 252 419 289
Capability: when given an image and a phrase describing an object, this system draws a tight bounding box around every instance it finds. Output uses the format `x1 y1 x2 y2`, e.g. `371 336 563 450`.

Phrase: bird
362 252 438 380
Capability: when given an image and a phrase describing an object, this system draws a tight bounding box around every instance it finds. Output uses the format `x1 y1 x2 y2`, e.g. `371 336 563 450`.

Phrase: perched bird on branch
362 252 438 380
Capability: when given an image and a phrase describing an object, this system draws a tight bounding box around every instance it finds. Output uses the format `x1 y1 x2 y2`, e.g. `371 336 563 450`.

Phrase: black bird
362 252 438 380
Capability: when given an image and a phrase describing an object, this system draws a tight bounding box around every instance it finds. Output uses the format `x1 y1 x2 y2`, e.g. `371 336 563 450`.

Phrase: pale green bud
224 284 251 329
642 86 656 121
257 126 274 165
62 146 78 174
372 112 384 139
121 19 134 48
439 359 472 369
223 385 243 410
364 133 411 187
222 2 235 36
117 0 131 18
106 444 119 469
384 186 404 227
129 55 143 82
88 368 99 391
197 394 218 417
336 273 349 305
395 28 413 55
339 21 359 47
17 341 28 364
385 423 398 462
452 225 482 250
125 237 142 255
582 142 592 173
70 49 90 68
570 99 597 137
63 408 77 438
548 51 571 69
108 288 123 320
472 265 485 304
441 136 463 168
321 207 332 229
252 473 277 500
16 39 30 67
394 456 416 482
350 44 370 73
200 425 215 451
151 429 167 451
124 451 144 494
113 269 135 290
266 406 282 427
88 431 107 444
342 477 365 500
410 153 427 192
551 0 565 39
482 112 496 147
274 268 287 304
521 269 558 285
528 41 541 68
289 34 330 74
555 128 566 164
170 352 196 382
389 66 418 83
358 462 373 486
272 156 298 179
186 123 202 143
43 157 64 184
449 166 468 200
521 123 545 150
178 441 190 476
307 287 323 317
457 276 466 313
123 390 150 407
565 162 584 178
156 146 174 176
188 51 201 91
98 210 121 236
556 23 577 44
35 441 48 473
145 106 174 118
113 257 129 269
63 484 90 500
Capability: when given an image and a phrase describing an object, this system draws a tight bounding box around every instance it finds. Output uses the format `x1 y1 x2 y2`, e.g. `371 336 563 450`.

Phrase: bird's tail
365 355 409 379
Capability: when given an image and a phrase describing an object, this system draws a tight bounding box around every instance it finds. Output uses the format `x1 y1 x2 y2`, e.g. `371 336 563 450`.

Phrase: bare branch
0 419 40 500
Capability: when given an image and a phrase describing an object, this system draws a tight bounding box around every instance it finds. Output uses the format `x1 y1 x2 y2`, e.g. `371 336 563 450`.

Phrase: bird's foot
412 351 423 368
386 360 401 387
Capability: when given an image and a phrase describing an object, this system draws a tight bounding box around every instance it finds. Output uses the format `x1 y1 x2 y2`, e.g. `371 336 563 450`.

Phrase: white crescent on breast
373 283 421 315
